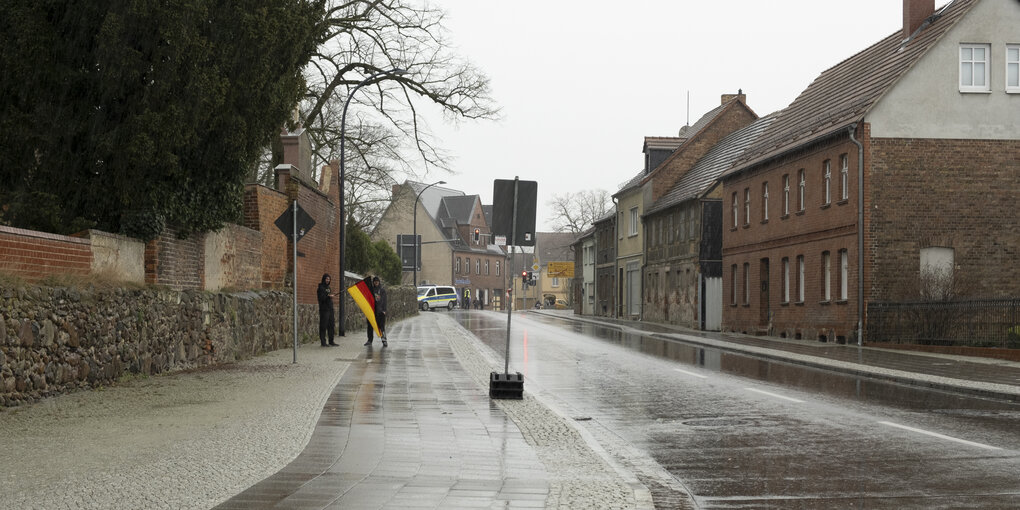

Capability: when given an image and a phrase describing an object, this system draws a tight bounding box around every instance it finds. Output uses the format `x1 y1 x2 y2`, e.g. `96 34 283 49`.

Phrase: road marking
743 387 804 403
673 368 708 379
879 421 1002 451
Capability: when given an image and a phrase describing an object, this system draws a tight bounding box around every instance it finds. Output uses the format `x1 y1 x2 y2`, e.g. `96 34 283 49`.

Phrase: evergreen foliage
0 1 327 239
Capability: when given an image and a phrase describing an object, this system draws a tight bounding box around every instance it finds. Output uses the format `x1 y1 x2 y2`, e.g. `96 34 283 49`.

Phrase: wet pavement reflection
455 310 1020 509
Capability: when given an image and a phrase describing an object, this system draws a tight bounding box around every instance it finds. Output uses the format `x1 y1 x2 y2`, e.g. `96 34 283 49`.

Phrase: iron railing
867 299 1020 349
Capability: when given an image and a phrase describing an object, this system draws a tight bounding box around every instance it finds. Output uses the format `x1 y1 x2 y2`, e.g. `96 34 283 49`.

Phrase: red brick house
720 0 1020 343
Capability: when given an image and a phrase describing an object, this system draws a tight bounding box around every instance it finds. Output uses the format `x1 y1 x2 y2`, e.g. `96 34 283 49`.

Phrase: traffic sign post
275 201 315 364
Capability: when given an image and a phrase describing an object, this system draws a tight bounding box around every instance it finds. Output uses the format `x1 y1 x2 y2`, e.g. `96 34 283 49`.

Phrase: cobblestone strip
433 313 654 510
0 341 357 510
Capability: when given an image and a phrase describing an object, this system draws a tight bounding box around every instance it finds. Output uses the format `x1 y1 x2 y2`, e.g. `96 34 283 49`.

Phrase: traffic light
473 228 480 242
526 271 533 281
521 270 528 281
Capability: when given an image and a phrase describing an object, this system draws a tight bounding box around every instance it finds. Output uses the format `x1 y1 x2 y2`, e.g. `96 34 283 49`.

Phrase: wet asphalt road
451 310 1020 509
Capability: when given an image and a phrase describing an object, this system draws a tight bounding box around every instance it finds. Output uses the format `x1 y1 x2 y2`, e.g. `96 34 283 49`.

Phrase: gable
868 0 1020 139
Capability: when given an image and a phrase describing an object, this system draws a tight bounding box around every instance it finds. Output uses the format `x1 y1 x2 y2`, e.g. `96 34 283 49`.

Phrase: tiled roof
729 0 977 173
645 113 777 216
438 195 478 224
614 169 645 195
643 136 686 152
406 180 464 217
536 232 576 264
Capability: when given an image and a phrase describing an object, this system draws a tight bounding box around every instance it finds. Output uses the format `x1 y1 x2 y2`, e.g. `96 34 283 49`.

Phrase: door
704 276 722 331
759 258 770 327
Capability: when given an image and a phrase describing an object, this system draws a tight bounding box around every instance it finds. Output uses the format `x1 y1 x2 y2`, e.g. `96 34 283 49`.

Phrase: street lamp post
412 180 446 289
338 68 407 336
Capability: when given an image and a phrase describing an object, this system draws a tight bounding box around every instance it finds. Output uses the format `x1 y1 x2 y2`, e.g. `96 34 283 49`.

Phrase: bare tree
251 0 499 227
547 189 611 234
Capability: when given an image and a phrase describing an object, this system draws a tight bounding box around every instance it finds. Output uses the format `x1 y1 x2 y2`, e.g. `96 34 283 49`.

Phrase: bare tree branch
547 189 612 234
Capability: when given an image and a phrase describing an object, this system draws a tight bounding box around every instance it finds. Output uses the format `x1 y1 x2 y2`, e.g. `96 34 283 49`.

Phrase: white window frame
629 207 639 236
496 260 500 276
782 257 790 303
798 169 806 212
456 257 461 273
1007 44 1020 93
797 255 805 303
839 249 849 301
822 251 831 302
485 259 490 275
743 262 750 305
476 259 480 275
823 160 831 205
743 188 751 225
732 193 738 228
783 174 790 215
552 277 560 288
840 155 849 201
960 43 991 92
762 182 769 221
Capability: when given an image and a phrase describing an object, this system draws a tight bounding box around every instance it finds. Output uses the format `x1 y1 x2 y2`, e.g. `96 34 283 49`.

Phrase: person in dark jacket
317 274 338 347
364 276 388 347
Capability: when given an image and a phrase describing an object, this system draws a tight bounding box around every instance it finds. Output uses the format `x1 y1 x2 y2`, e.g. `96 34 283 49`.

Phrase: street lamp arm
412 179 446 287
338 67 408 336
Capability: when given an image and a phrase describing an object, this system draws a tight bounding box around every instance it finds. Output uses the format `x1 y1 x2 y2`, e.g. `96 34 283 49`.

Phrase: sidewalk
0 312 657 510
535 310 1020 402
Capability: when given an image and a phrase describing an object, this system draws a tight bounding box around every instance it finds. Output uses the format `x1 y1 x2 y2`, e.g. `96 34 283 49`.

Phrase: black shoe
382 340 388 347
363 341 372 346
328 343 339 347
320 343 328 347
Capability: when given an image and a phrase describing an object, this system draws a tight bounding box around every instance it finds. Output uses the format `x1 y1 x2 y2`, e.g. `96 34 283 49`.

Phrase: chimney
721 89 746 105
903 0 935 39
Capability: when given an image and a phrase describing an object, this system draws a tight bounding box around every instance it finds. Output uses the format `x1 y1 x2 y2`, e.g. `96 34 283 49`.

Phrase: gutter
848 124 865 346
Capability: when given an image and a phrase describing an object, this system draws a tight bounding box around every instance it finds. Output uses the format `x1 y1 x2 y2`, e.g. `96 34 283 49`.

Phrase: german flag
347 277 382 338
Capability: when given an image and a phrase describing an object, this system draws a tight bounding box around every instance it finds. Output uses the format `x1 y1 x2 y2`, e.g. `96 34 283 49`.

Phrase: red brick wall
648 103 757 202
244 162 341 306
869 137 1020 301
722 134 862 342
144 228 204 291
0 226 91 281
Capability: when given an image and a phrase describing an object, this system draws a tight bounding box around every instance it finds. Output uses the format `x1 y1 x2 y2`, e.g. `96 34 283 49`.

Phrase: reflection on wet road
453 310 1020 509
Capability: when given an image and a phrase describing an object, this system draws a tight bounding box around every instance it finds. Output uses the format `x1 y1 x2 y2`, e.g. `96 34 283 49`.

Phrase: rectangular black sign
491 178 537 247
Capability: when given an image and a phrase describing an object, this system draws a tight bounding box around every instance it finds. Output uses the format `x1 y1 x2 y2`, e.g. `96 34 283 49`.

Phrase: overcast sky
410 0 906 230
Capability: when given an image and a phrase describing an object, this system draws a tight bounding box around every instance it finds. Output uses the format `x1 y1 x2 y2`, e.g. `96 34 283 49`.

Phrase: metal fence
867 299 1020 349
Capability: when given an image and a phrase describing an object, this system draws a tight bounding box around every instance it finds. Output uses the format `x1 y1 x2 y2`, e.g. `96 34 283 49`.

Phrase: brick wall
244 185 290 289
0 226 91 281
869 137 1020 301
204 224 263 291
722 134 862 342
144 228 204 291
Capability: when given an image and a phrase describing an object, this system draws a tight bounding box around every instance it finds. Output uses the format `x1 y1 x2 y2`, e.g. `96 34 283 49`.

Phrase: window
496 260 500 276
1008 44 1020 92
743 188 751 226
485 260 490 275
552 277 560 288
732 192 738 228
465 258 470 274
783 174 790 215
731 264 737 305
782 257 790 303
840 155 849 201
823 160 831 205
629 207 639 236
797 255 805 303
822 251 831 301
798 169 806 212
743 263 750 305
920 247 955 300
678 209 686 240
762 182 769 221
456 257 461 273
839 250 848 301
960 43 990 92
476 259 480 275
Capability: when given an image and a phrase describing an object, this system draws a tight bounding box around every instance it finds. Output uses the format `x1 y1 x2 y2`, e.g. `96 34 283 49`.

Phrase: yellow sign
546 261 574 278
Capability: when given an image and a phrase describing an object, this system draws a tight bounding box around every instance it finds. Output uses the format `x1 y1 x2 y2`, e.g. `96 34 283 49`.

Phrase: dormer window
960 44 990 92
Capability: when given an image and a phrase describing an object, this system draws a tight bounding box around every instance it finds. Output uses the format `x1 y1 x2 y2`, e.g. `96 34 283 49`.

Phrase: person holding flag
347 275 388 347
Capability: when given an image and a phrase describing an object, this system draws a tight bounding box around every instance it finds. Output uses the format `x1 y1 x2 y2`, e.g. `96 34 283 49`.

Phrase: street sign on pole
274 203 316 242
274 201 315 364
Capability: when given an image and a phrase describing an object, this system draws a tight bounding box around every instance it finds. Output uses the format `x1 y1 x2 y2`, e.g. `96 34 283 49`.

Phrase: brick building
642 114 774 330
720 0 1020 342
373 181 508 309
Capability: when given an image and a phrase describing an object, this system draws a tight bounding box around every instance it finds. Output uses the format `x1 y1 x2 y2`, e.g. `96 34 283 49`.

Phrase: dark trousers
366 311 387 341
319 308 335 345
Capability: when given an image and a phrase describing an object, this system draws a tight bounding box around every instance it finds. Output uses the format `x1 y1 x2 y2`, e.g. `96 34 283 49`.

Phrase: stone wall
0 282 419 407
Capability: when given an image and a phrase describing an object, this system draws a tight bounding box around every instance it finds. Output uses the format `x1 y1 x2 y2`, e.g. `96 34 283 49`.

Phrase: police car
416 285 458 311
